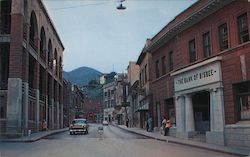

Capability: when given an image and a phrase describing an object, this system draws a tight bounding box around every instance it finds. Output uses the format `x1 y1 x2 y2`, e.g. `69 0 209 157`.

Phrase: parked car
102 120 108 126
69 119 89 135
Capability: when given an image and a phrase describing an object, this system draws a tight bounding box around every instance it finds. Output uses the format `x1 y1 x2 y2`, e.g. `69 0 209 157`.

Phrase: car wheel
86 129 88 134
70 132 72 135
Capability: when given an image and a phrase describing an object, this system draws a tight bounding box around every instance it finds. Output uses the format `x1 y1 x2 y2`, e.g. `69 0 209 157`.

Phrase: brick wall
149 1 250 126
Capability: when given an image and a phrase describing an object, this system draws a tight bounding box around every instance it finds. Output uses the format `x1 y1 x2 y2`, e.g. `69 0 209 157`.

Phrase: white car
102 120 108 126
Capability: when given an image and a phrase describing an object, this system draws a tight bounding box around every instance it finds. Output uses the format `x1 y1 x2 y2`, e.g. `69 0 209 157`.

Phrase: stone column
56 101 59 129
175 95 185 133
50 78 54 129
22 82 29 135
6 78 22 137
185 94 195 132
206 87 225 145
6 0 24 137
35 89 40 131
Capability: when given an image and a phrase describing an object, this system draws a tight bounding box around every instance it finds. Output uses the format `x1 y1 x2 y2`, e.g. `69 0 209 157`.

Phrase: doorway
192 91 210 133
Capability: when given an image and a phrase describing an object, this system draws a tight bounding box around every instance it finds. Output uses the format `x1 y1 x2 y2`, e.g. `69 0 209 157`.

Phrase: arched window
48 39 53 69
40 27 46 61
59 57 62 80
29 11 38 50
53 49 58 76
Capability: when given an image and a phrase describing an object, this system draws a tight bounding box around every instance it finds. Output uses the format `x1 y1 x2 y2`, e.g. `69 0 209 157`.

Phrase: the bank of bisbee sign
174 62 221 92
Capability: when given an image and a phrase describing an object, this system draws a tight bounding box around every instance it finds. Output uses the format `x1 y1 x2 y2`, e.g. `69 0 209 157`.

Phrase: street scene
1 0 250 156
0 124 238 157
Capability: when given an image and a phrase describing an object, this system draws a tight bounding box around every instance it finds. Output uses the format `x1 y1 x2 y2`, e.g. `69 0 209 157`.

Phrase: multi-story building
71 85 85 119
127 61 139 127
103 81 116 122
114 73 128 125
136 41 153 129
146 0 250 147
63 79 72 127
0 0 64 137
83 98 103 123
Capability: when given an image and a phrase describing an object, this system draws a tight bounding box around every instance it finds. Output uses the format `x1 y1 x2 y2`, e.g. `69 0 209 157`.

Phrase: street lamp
117 0 126 10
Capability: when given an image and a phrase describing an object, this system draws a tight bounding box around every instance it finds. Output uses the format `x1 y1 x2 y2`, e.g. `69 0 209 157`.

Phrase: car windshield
72 119 86 124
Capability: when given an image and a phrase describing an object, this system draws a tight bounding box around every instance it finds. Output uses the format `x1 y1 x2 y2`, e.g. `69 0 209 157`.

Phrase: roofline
146 0 235 53
39 0 65 50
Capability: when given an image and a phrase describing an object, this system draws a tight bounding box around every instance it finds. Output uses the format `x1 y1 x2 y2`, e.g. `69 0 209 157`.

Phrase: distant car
69 119 89 135
102 120 108 126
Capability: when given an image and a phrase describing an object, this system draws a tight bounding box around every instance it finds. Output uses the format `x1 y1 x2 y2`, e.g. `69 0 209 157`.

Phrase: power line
48 2 112 11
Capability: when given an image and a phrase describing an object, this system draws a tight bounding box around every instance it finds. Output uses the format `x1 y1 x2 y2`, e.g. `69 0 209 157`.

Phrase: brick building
63 79 72 127
83 98 103 123
135 44 154 129
145 0 250 147
0 0 64 137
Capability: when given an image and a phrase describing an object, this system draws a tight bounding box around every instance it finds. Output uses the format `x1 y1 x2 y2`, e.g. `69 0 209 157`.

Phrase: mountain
63 67 102 86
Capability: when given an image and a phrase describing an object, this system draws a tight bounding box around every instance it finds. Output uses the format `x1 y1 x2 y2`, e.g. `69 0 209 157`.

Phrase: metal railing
28 87 36 99
39 93 46 103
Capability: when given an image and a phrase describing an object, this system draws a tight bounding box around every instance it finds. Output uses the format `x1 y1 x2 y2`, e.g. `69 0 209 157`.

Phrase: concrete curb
115 125 250 156
0 128 68 142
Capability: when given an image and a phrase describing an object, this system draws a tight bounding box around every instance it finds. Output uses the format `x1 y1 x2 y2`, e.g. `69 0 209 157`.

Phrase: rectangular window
238 13 249 44
139 72 142 87
161 56 166 75
235 82 250 120
218 23 228 51
189 39 196 63
0 0 11 34
0 96 6 118
169 51 173 71
203 32 211 57
144 64 147 83
155 60 160 78
142 68 145 85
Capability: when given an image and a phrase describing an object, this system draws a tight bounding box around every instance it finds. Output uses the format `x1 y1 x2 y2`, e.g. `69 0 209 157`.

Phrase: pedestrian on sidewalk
126 118 129 128
148 117 153 132
165 118 171 136
162 116 166 135
41 120 47 131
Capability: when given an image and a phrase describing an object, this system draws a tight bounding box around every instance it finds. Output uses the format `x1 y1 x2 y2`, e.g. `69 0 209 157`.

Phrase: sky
43 0 197 73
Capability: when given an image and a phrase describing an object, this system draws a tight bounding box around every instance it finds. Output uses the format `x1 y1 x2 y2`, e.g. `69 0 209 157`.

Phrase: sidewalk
0 128 68 142
116 125 250 156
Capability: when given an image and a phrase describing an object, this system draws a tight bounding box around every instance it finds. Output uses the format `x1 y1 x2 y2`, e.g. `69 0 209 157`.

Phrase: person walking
165 118 171 136
161 116 166 135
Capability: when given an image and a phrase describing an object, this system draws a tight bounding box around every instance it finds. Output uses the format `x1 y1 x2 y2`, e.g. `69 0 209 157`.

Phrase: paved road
0 124 239 157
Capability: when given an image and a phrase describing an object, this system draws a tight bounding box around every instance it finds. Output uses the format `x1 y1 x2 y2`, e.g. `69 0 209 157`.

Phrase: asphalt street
0 124 239 157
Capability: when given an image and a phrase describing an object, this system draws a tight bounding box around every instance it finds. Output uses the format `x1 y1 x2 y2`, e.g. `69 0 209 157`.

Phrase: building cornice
171 56 222 76
146 0 235 53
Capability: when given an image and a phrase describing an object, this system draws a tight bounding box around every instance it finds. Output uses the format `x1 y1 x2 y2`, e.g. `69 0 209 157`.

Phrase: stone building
103 81 116 122
0 0 64 137
146 0 250 147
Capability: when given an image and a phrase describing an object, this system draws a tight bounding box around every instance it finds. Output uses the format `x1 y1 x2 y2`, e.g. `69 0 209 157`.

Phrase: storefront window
239 95 250 120
236 82 250 120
